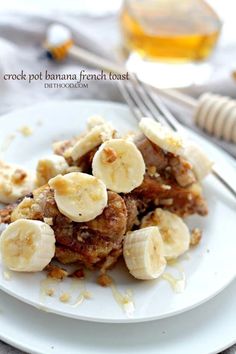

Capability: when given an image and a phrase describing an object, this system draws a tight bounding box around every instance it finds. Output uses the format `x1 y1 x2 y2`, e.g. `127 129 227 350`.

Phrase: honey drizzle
109 278 134 316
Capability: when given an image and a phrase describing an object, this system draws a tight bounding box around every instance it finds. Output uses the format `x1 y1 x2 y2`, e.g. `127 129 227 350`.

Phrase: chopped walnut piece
101 147 118 163
43 217 53 226
59 293 70 303
11 169 27 185
161 184 171 190
190 228 202 246
11 197 35 222
97 274 113 287
18 126 33 137
45 264 68 280
147 165 157 177
159 198 173 206
45 288 54 297
83 291 92 299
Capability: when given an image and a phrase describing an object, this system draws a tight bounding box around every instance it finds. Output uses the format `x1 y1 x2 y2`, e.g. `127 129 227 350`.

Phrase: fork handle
68 45 197 110
212 166 236 199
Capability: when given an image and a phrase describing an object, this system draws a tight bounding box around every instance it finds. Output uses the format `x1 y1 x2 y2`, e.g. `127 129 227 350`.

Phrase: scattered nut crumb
101 147 117 163
59 292 70 303
45 264 68 280
97 274 113 287
11 169 27 185
43 217 53 226
83 291 92 299
45 288 54 296
160 198 173 205
190 228 202 246
187 194 193 201
161 184 171 190
18 126 33 137
147 165 157 177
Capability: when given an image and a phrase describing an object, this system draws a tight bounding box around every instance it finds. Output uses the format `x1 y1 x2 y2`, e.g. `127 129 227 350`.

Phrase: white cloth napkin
0 10 235 157
0 9 235 354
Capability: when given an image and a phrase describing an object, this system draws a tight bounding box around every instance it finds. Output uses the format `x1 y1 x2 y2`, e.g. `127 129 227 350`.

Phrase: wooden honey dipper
44 24 236 145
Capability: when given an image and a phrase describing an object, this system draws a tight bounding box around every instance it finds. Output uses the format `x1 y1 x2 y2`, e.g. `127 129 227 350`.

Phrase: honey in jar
120 0 222 62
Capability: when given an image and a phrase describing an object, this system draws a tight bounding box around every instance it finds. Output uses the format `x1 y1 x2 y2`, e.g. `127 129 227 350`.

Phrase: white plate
0 281 235 354
0 100 235 323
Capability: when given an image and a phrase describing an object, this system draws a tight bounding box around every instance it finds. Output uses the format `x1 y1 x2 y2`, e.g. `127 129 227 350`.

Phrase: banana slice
123 226 166 280
0 219 55 272
71 124 115 161
48 172 107 222
0 160 35 204
139 118 184 154
141 209 190 260
36 155 69 186
92 139 145 193
181 142 213 180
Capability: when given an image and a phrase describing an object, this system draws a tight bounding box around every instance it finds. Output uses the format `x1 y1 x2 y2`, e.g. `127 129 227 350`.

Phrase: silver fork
117 75 236 199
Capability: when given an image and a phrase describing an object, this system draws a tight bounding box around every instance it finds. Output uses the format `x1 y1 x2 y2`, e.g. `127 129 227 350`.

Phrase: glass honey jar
120 0 222 62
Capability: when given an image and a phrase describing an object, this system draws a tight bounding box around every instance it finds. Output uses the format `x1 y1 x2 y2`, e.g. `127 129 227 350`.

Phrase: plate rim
0 281 235 354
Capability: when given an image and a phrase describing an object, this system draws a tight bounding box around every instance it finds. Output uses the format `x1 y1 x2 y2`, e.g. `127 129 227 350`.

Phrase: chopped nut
11 169 27 185
59 292 70 303
161 184 171 190
166 134 183 150
45 288 54 296
187 193 193 201
83 291 92 299
45 264 68 280
160 198 173 205
101 147 118 163
18 126 33 137
190 228 202 246
11 197 34 222
97 274 113 287
147 165 157 177
43 217 53 226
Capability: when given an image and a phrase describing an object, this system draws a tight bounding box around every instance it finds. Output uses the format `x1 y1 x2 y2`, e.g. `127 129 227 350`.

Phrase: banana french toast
0 117 210 279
